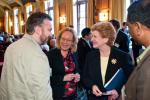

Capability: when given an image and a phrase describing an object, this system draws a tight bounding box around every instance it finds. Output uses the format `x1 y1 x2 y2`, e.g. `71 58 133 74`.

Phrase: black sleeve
122 53 134 80
77 41 86 72
72 52 80 74
82 53 95 90
47 49 65 86
116 53 134 94
122 34 130 53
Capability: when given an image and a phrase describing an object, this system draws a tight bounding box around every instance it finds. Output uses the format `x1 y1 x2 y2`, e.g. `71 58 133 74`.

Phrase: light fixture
99 10 108 21
59 16 66 24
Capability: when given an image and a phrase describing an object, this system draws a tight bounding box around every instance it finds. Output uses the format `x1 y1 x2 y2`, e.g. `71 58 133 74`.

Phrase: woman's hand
107 89 119 100
74 73 80 83
63 73 75 81
92 85 102 96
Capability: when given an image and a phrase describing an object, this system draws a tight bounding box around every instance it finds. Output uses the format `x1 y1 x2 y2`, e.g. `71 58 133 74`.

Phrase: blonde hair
56 27 78 52
91 22 116 47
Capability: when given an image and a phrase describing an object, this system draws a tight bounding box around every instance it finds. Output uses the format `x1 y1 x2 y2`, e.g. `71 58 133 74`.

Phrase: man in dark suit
122 1 150 100
110 19 130 53
77 27 93 75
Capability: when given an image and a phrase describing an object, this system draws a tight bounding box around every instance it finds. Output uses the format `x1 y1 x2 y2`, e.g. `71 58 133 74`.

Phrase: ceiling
0 0 36 18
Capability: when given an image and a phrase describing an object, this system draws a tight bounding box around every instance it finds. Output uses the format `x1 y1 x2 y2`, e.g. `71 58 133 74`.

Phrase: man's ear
34 26 41 35
135 22 143 36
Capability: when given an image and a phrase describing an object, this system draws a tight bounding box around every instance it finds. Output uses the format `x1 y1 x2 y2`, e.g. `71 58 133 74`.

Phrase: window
14 8 19 35
26 4 32 18
44 0 54 35
126 0 130 17
73 0 87 37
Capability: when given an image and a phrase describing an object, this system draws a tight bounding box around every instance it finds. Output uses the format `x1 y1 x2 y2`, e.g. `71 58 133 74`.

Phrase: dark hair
68 25 74 28
122 22 127 26
26 12 52 34
109 19 120 29
81 27 91 37
127 1 150 28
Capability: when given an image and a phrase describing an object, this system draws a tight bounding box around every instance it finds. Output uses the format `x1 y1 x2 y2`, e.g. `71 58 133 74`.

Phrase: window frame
73 0 87 37
44 0 54 35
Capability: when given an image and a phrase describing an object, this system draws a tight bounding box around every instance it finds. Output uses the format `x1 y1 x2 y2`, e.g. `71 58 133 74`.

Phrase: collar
137 45 150 64
23 34 41 47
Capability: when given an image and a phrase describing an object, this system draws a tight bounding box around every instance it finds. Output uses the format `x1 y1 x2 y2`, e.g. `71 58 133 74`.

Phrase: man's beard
40 35 48 45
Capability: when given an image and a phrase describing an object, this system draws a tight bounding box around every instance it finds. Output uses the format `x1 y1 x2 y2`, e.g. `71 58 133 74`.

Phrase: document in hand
104 68 126 91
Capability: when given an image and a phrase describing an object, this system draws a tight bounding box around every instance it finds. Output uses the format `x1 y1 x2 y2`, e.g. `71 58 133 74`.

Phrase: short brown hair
26 12 52 35
56 27 78 52
91 22 116 47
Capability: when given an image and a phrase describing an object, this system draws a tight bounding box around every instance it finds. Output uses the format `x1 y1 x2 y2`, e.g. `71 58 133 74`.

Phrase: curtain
18 7 22 34
4 10 9 33
87 0 94 27
109 0 126 23
32 2 36 12
54 0 60 37
32 1 45 12
23 5 27 24
65 0 73 27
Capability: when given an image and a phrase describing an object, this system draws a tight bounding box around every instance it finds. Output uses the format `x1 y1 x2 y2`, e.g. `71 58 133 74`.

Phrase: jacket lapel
57 49 65 73
105 47 119 84
128 49 150 80
137 49 150 69
94 50 104 86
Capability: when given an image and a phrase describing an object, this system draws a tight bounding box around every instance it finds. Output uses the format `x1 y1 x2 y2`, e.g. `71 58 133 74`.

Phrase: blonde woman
82 22 134 100
47 27 80 100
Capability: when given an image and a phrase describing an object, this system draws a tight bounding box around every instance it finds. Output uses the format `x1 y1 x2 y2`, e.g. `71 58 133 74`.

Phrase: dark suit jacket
131 38 142 65
114 30 130 53
47 48 79 98
82 47 133 99
77 38 93 74
124 49 150 100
